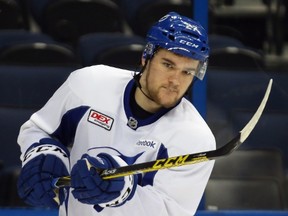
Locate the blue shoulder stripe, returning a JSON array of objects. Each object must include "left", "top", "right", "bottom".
[{"left": 51, "top": 106, "right": 90, "bottom": 147}]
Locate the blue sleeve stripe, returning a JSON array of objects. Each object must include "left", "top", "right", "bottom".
[{"left": 51, "top": 106, "right": 90, "bottom": 147}]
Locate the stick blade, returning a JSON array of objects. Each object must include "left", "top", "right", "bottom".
[
  {"left": 210, "top": 79, "right": 273, "bottom": 158},
  {"left": 239, "top": 79, "right": 273, "bottom": 143}
]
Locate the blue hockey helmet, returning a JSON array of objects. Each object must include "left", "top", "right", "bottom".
[{"left": 143, "top": 12, "right": 209, "bottom": 80}]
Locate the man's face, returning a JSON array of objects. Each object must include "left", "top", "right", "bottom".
[{"left": 140, "top": 49, "right": 199, "bottom": 109}]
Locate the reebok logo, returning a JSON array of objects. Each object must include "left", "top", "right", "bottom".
[
  {"left": 136, "top": 140, "right": 157, "bottom": 148},
  {"left": 88, "top": 110, "right": 114, "bottom": 130}
]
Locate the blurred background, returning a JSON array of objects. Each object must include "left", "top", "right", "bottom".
[{"left": 0, "top": 0, "right": 287, "bottom": 215}]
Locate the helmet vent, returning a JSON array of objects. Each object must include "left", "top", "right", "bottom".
[
  {"left": 168, "top": 34, "right": 175, "bottom": 41},
  {"left": 182, "top": 30, "right": 199, "bottom": 39}
]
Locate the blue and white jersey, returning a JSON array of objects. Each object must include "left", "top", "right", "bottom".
[{"left": 18, "top": 65, "right": 216, "bottom": 216}]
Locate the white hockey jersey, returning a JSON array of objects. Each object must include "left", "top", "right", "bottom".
[{"left": 18, "top": 65, "right": 216, "bottom": 216}]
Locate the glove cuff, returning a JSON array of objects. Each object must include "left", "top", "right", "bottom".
[
  {"left": 98, "top": 154, "right": 137, "bottom": 208},
  {"left": 21, "top": 138, "right": 70, "bottom": 170}
]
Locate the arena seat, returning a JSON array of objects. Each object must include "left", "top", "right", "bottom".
[
  {"left": 77, "top": 33, "right": 146, "bottom": 69},
  {"left": 0, "top": 0, "right": 27, "bottom": 30},
  {"left": 0, "top": 64, "right": 78, "bottom": 206},
  {"left": 0, "top": 30, "right": 80, "bottom": 66},
  {"left": 0, "top": 107, "right": 35, "bottom": 168},
  {"left": 208, "top": 148, "right": 287, "bottom": 210},
  {"left": 0, "top": 42, "right": 79, "bottom": 66},
  {"left": 0, "top": 65, "right": 77, "bottom": 108},
  {"left": 118, "top": 0, "right": 193, "bottom": 37},
  {"left": 0, "top": 65, "right": 77, "bottom": 168},
  {"left": 208, "top": 0, "right": 283, "bottom": 51},
  {"left": 209, "top": 34, "right": 246, "bottom": 50},
  {"left": 231, "top": 110, "right": 288, "bottom": 169},
  {"left": 0, "top": 164, "right": 27, "bottom": 206},
  {"left": 27, "top": 0, "right": 127, "bottom": 45},
  {"left": 0, "top": 30, "right": 54, "bottom": 47},
  {"left": 211, "top": 149, "right": 285, "bottom": 181},
  {"left": 207, "top": 69, "right": 288, "bottom": 112},
  {"left": 209, "top": 46, "right": 265, "bottom": 69},
  {"left": 206, "top": 67, "right": 288, "bottom": 171},
  {"left": 205, "top": 178, "right": 285, "bottom": 210}
]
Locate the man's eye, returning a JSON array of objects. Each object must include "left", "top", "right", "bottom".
[
  {"left": 163, "top": 62, "right": 173, "bottom": 68},
  {"left": 184, "top": 70, "right": 195, "bottom": 75}
]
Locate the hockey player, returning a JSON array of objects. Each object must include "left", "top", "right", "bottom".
[{"left": 17, "top": 12, "right": 215, "bottom": 216}]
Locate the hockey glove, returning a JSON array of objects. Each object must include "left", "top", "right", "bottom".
[
  {"left": 17, "top": 139, "right": 70, "bottom": 208},
  {"left": 71, "top": 153, "right": 137, "bottom": 208}
]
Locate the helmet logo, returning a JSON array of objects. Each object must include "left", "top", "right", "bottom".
[
  {"left": 184, "top": 23, "right": 202, "bottom": 35},
  {"left": 146, "top": 43, "right": 154, "bottom": 55},
  {"left": 179, "top": 39, "right": 199, "bottom": 48},
  {"left": 143, "top": 42, "right": 155, "bottom": 59}
]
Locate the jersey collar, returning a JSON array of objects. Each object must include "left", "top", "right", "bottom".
[{"left": 124, "top": 79, "right": 177, "bottom": 130}]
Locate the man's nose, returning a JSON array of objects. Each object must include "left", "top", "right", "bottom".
[{"left": 168, "top": 70, "right": 182, "bottom": 84}]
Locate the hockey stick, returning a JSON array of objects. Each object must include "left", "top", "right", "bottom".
[{"left": 54, "top": 79, "right": 273, "bottom": 188}]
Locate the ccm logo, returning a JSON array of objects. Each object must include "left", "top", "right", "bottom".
[
  {"left": 88, "top": 110, "right": 114, "bottom": 130},
  {"left": 179, "top": 39, "right": 199, "bottom": 48}
]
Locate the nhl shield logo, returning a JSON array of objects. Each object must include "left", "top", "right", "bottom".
[{"left": 127, "top": 117, "right": 138, "bottom": 129}]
